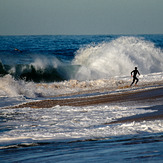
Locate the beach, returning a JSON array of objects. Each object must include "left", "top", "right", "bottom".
[
  {"left": 1, "top": 35, "right": 163, "bottom": 162},
  {"left": 5, "top": 83, "right": 163, "bottom": 125}
]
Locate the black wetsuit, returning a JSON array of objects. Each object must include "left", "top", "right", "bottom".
[{"left": 130, "top": 69, "right": 140, "bottom": 86}]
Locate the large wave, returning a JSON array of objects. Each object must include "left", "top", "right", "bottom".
[
  {"left": 0, "top": 36, "right": 163, "bottom": 83},
  {"left": 73, "top": 36, "right": 163, "bottom": 80},
  {"left": 0, "top": 56, "right": 78, "bottom": 82}
]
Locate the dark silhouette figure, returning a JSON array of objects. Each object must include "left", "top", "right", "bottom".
[{"left": 130, "top": 67, "right": 140, "bottom": 86}]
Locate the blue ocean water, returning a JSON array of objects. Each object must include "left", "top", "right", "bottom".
[
  {"left": 0, "top": 35, "right": 116, "bottom": 82},
  {"left": 1, "top": 133, "right": 163, "bottom": 163},
  {"left": 0, "top": 35, "right": 163, "bottom": 82},
  {"left": 0, "top": 35, "right": 163, "bottom": 162}
]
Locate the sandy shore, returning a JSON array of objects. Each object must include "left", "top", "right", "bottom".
[
  {"left": 9, "top": 87, "right": 163, "bottom": 107},
  {"left": 106, "top": 104, "right": 163, "bottom": 124},
  {"left": 5, "top": 86, "right": 163, "bottom": 123}
]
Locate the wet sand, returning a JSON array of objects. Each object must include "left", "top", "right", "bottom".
[
  {"left": 5, "top": 86, "right": 163, "bottom": 123},
  {"left": 106, "top": 104, "right": 163, "bottom": 125}
]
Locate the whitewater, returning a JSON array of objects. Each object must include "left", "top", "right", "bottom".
[
  {"left": 0, "top": 35, "right": 163, "bottom": 162},
  {"left": 0, "top": 36, "right": 163, "bottom": 99}
]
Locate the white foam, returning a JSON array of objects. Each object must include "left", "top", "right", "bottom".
[
  {"left": 1, "top": 36, "right": 163, "bottom": 108},
  {"left": 73, "top": 36, "right": 163, "bottom": 80},
  {"left": 0, "top": 75, "right": 37, "bottom": 98},
  {"left": 0, "top": 72, "right": 163, "bottom": 102},
  {"left": 30, "top": 55, "right": 61, "bottom": 70},
  {"left": 0, "top": 105, "right": 162, "bottom": 144}
]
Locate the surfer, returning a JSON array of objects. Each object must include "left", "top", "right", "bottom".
[
  {"left": 130, "top": 67, "right": 140, "bottom": 86},
  {"left": 15, "top": 48, "right": 22, "bottom": 53}
]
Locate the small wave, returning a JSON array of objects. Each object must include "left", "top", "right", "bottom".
[
  {"left": 0, "top": 72, "right": 163, "bottom": 99},
  {"left": 0, "top": 74, "right": 123, "bottom": 98}
]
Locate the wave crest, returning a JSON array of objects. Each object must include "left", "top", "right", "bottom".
[{"left": 73, "top": 36, "right": 163, "bottom": 80}]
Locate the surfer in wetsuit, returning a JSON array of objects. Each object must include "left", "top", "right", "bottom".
[
  {"left": 130, "top": 67, "right": 140, "bottom": 86},
  {"left": 15, "top": 48, "right": 22, "bottom": 53}
]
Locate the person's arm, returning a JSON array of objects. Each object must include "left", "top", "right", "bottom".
[
  {"left": 131, "top": 70, "right": 133, "bottom": 76},
  {"left": 138, "top": 70, "right": 140, "bottom": 75}
]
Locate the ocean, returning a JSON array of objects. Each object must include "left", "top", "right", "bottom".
[{"left": 0, "top": 35, "right": 163, "bottom": 162}]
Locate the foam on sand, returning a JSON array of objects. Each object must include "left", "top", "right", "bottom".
[{"left": 1, "top": 104, "right": 163, "bottom": 145}]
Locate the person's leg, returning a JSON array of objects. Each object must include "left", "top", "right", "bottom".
[
  {"left": 135, "top": 77, "right": 139, "bottom": 85},
  {"left": 130, "top": 78, "right": 135, "bottom": 86}
]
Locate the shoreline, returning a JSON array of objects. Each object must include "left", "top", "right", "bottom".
[
  {"left": 3, "top": 85, "right": 163, "bottom": 123},
  {"left": 106, "top": 104, "right": 163, "bottom": 125},
  {"left": 7, "top": 86, "right": 163, "bottom": 108}
]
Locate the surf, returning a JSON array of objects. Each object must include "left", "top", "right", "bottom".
[
  {"left": 0, "top": 56, "right": 79, "bottom": 82},
  {"left": 0, "top": 36, "right": 163, "bottom": 83},
  {"left": 73, "top": 36, "right": 163, "bottom": 80}
]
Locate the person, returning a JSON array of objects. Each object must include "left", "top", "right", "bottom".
[
  {"left": 130, "top": 67, "right": 140, "bottom": 86},
  {"left": 15, "top": 48, "right": 22, "bottom": 53}
]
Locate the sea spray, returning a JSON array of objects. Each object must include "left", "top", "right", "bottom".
[
  {"left": 0, "top": 75, "right": 37, "bottom": 98},
  {"left": 0, "top": 36, "right": 162, "bottom": 82},
  {"left": 73, "top": 36, "right": 163, "bottom": 80},
  {"left": 1, "top": 72, "right": 163, "bottom": 99}
]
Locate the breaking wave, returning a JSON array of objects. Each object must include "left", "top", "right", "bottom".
[
  {"left": 73, "top": 36, "right": 163, "bottom": 80},
  {"left": 0, "top": 36, "right": 163, "bottom": 82},
  {"left": 0, "top": 57, "right": 79, "bottom": 82}
]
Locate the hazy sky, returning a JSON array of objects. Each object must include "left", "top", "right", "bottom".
[{"left": 0, "top": 0, "right": 163, "bottom": 35}]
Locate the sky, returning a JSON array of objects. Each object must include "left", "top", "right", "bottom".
[{"left": 0, "top": 0, "right": 163, "bottom": 35}]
